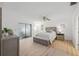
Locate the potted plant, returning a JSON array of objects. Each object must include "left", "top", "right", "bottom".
[
  {"left": 2, "top": 28, "right": 13, "bottom": 37},
  {"left": 8, "top": 29, "right": 13, "bottom": 35},
  {"left": 2, "top": 28, "right": 9, "bottom": 37}
]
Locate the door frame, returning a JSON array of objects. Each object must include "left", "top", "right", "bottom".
[
  {"left": 75, "top": 16, "right": 79, "bottom": 49},
  {"left": 0, "top": 8, "right": 2, "bottom": 56}
]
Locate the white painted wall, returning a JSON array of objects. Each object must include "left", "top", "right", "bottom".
[
  {"left": 72, "top": 4, "right": 79, "bottom": 49},
  {"left": 1, "top": 3, "right": 43, "bottom": 36},
  {"left": 1, "top": 2, "right": 75, "bottom": 40}
]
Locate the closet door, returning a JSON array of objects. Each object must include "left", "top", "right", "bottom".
[
  {"left": 18, "top": 23, "right": 32, "bottom": 38},
  {"left": 18, "top": 24, "right": 25, "bottom": 38},
  {"left": 25, "top": 24, "right": 32, "bottom": 37},
  {"left": 0, "top": 8, "right": 2, "bottom": 56}
]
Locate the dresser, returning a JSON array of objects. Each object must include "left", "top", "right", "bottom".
[
  {"left": 57, "top": 34, "right": 64, "bottom": 40},
  {"left": 1, "top": 35, "right": 19, "bottom": 56}
]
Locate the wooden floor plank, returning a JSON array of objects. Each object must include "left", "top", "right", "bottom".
[{"left": 20, "top": 38, "right": 79, "bottom": 56}]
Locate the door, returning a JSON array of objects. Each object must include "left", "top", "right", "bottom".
[
  {"left": 78, "top": 16, "right": 79, "bottom": 49},
  {"left": 0, "top": 8, "right": 2, "bottom": 56},
  {"left": 18, "top": 23, "right": 32, "bottom": 38},
  {"left": 76, "top": 16, "right": 79, "bottom": 49}
]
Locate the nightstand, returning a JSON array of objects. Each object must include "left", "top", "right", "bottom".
[{"left": 57, "top": 34, "right": 64, "bottom": 40}]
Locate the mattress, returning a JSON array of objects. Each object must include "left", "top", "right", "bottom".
[{"left": 34, "top": 31, "right": 56, "bottom": 44}]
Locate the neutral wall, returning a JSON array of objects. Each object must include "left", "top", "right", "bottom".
[
  {"left": 2, "top": 3, "right": 42, "bottom": 37},
  {"left": 72, "top": 4, "right": 79, "bottom": 49},
  {"left": 1, "top": 2, "right": 75, "bottom": 40}
]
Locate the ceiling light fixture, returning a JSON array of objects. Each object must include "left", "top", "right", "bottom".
[{"left": 43, "top": 16, "right": 51, "bottom": 21}]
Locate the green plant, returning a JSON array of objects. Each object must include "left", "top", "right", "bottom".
[
  {"left": 8, "top": 29, "right": 12, "bottom": 31},
  {"left": 4, "top": 28, "right": 9, "bottom": 33},
  {"left": 2, "top": 28, "right": 13, "bottom": 33}
]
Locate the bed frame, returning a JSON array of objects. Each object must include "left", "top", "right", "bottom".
[
  {"left": 33, "top": 27, "right": 57, "bottom": 46},
  {"left": 33, "top": 37, "right": 50, "bottom": 46}
]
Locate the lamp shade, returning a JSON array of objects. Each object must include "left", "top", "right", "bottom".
[{"left": 57, "top": 24, "right": 65, "bottom": 34}]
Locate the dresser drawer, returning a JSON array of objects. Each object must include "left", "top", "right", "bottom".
[
  {"left": 57, "top": 34, "right": 64, "bottom": 40},
  {"left": 57, "top": 37, "right": 64, "bottom": 39}
]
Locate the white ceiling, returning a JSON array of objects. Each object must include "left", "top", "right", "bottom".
[{"left": 1, "top": 2, "right": 77, "bottom": 20}]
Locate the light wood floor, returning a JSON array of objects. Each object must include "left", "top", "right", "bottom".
[{"left": 19, "top": 37, "right": 79, "bottom": 56}]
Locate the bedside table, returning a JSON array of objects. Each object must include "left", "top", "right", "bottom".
[{"left": 57, "top": 34, "right": 64, "bottom": 40}]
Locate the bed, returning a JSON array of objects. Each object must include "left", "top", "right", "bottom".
[{"left": 33, "top": 27, "right": 57, "bottom": 46}]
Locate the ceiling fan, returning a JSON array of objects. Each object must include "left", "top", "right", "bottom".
[
  {"left": 43, "top": 16, "right": 51, "bottom": 21},
  {"left": 70, "top": 2, "right": 77, "bottom": 6}
]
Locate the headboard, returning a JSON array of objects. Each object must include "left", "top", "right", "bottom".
[{"left": 45, "top": 27, "right": 57, "bottom": 33}]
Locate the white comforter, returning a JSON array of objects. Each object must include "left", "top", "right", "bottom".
[{"left": 34, "top": 31, "right": 56, "bottom": 44}]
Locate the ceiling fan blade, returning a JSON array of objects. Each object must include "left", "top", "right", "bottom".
[
  {"left": 70, "top": 2, "right": 77, "bottom": 6},
  {"left": 47, "top": 18, "right": 51, "bottom": 21}
]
